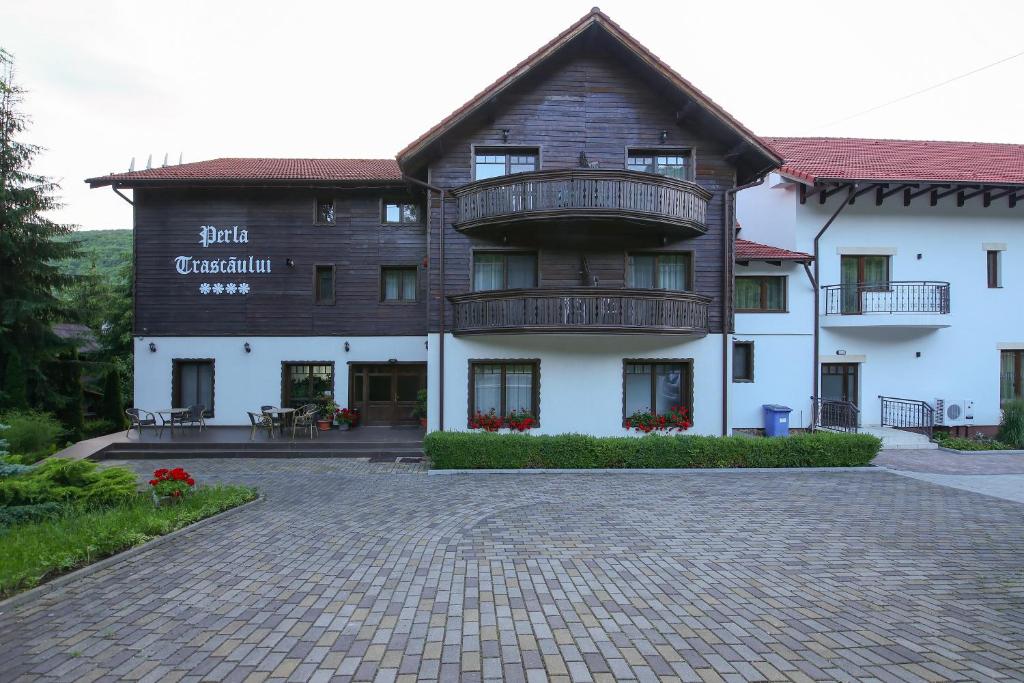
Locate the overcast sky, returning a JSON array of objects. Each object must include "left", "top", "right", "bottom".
[{"left": 4, "top": 0, "right": 1023, "bottom": 231}]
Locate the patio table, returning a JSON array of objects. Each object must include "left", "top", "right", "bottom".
[
  {"left": 154, "top": 408, "right": 188, "bottom": 436},
  {"left": 262, "top": 407, "right": 296, "bottom": 438}
]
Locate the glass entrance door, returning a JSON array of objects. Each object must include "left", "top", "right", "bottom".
[
  {"left": 821, "top": 363, "right": 859, "bottom": 406},
  {"left": 349, "top": 364, "right": 426, "bottom": 426}
]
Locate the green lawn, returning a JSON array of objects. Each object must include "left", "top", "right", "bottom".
[{"left": 0, "top": 485, "right": 257, "bottom": 598}]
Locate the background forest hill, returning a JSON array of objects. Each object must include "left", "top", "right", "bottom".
[{"left": 57, "top": 229, "right": 132, "bottom": 277}]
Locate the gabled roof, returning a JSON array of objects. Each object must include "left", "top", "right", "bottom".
[
  {"left": 767, "top": 137, "right": 1024, "bottom": 187},
  {"left": 397, "top": 8, "right": 780, "bottom": 176},
  {"left": 735, "top": 238, "right": 812, "bottom": 263},
  {"left": 86, "top": 158, "right": 403, "bottom": 188}
]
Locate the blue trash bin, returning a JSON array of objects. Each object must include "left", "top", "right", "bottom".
[{"left": 762, "top": 404, "right": 792, "bottom": 437}]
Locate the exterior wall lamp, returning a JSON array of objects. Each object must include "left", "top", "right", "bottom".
[
  {"left": 285, "top": 258, "right": 295, "bottom": 268},
  {"left": 148, "top": 342, "right": 157, "bottom": 352},
  {"left": 244, "top": 342, "right": 251, "bottom": 353},
  {"left": 660, "top": 130, "right": 668, "bottom": 143},
  {"left": 344, "top": 341, "right": 350, "bottom": 352},
  {"left": 502, "top": 128, "right": 510, "bottom": 142}
]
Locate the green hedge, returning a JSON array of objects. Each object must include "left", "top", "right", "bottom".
[{"left": 425, "top": 431, "right": 882, "bottom": 470}]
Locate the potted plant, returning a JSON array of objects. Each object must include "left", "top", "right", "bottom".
[
  {"left": 411, "top": 389, "right": 428, "bottom": 428},
  {"left": 149, "top": 467, "right": 195, "bottom": 506},
  {"left": 625, "top": 405, "right": 692, "bottom": 433},
  {"left": 334, "top": 407, "right": 358, "bottom": 431},
  {"left": 468, "top": 409, "right": 504, "bottom": 432},
  {"left": 315, "top": 397, "right": 338, "bottom": 431},
  {"left": 507, "top": 409, "right": 536, "bottom": 432}
]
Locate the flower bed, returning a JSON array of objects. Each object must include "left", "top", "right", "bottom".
[{"left": 425, "top": 431, "right": 882, "bottom": 470}]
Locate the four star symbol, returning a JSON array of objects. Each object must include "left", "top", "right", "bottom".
[{"left": 199, "top": 282, "right": 251, "bottom": 295}]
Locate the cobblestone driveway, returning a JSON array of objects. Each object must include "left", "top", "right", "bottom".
[{"left": 2, "top": 459, "right": 1022, "bottom": 682}]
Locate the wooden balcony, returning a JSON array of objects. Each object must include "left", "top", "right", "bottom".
[
  {"left": 451, "top": 169, "right": 711, "bottom": 236},
  {"left": 448, "top": 287, "right": 710, "bottom": 335}
]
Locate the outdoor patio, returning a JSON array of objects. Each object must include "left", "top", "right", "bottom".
[{"left": 54, "top": 425, "right": 425, "bottom": 461}]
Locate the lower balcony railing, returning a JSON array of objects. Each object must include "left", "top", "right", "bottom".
[
  {"left": 822, "top": 281, "right": 950, "bottom": 316},
  {"left": 448, "top": 287, "right": 710, "bottom": 335}
]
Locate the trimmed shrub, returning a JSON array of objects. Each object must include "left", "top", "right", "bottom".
[
  {"left": 82, "top": 419, "right": 118, "bottom": 440},
  {"left": 0, "top": 411, "right": 63, "bottom": 456},
  {"left": 997, "top": 400, "right": 1024, "bottom": 449},
  {"left": 425, "top": 431, "right": 882, "bottom": 470}
]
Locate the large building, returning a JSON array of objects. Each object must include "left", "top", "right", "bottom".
[{"left": 87, "top": 9, "right": 1024, "bottom": 438}]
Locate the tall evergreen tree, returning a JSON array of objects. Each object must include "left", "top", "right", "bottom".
[
  {"left": 101, "top": 366, "right": 126, "bottom": 428},
  {"left": 0, "top": 48, "right": 78, "bottom": 407}
]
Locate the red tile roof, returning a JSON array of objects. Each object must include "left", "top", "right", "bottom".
[
  {"left": 735, "top": 238, "right": 812, "bottom": 263},
  {"left": 397, "top": 8, "right": 779, "bottom": 172},
  {"left": 86, "top": 158, "right": 402, "bottom": 188},
  {"left": 767, "top": 137, "right": 1024, "bottom": 186}
]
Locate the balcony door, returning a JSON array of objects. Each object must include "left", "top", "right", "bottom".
[
  {"left": 840, "top": 255, "right": 889, "bottom": 314},
  {"left": 349, "top": 363, "right": 426, "bottom": 426}
]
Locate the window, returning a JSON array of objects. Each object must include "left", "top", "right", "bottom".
[
  {"left": 623, "top": 360, "right": 691, "bottom": 421},
  {"left": 173, "top": 360, "right": 214, "bottom": 417},
  {"left": 470, "top": 361, "right": 539, "bottom": 420},
  {"left": 283, "top": 362, "right": 333, "bottom": 409},
  {"left": 381, "top": 267, "right": 418, "bottom": 302},
  {"left": 840, "top": 255, "right": 890, "bottom": 289},
  {"left": 988, "top": 250, "right": 1001, "bottom": 288},
  {"left": 1001, "top": 351, "right": 1023, "bottom": 405},
  {"left": 735, "top": 276, "right": 786, "bottom": 312},
  {"left": 473, "top": 252, "right": 537, "bottom": 291},
  {"left": 627, "top": 149, "right": 691, "bottom": 180},
  {"left": 733, "top": 342, "right": 754, "bottom": 382},
  {"left": 474, "top": 148, "right": 539, "bottom": 180},
  {"left": 627, "top": 253, "right": 691, "bottom": 290},
  {"left": 314, "top": 265, "right": 335, "bottom": 304},
  {"left": 383, "top": 202, "right": 421, "bottom": 225},
  {"left": 315, "top": 198, "right": 335, "bottom": 225}
]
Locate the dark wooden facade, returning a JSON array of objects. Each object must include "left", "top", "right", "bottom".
[
  {"left": 416, "top": 45, "right": 745, "bottom": 336},
  {"left": 133, "top": 188, "right": 427, "bottom": 336}
]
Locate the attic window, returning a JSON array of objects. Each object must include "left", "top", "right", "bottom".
[
  {"left": 474, "top": 148, "right": 539, "bottom": 180},
  {"left": 627, "top": 149, "right": 691, "bottom": 181}
]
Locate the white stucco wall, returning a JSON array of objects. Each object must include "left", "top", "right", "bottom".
[
  {"left": 732, "top": 261, "right": 815, "bottom": 429},
  {"left": 428, "top": 333, "right": 726, "bottom": 436},
  {"left": 737, "top": 179, "right": 1024, "bottom": 427},
  {"left": 134, "top": 336, "right": 427, "bottom": 425}
]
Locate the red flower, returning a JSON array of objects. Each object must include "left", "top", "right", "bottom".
[{"left": 186, "top": 478, "right": 195, "bottom": 486}]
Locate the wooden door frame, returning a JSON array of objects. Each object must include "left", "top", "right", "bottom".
[{"left": 348, "top": 362, "right": 427, "bottom": 426}]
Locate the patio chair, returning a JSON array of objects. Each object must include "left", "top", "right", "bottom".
[
  {"left": 247, "top": 411, "right": 275, "bottom": 440},
  {"left": 291, "top": 406, "right": 319, "bottom": 440},
  {"left": 125, "top": 408, "right": 160, "bottom": 437},
  {"left": 261, "top": 405, "right": 283, "bottom": 434},
  {"left": 178, "top": 404, "right": 207, "bottom": 430}
]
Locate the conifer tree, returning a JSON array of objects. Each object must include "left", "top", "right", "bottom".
[{"left": 0, "top": 48, "right": 78, "bottom": 407}]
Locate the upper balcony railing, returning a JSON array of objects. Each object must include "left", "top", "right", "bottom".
[
  {"left": 450, "top": 168, "right": 712, "bottom": 236},
  {"left": 822, "top": 281, "right": 950, "bottom": 315},
  {"left": 448, "top": 287, "right": 710, "bottom": 336}
]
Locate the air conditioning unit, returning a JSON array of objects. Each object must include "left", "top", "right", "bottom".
[{"left": 934, "top": 399, "right": 975, "bottom": 427}]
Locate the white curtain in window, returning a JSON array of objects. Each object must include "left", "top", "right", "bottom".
[
  {"left": 627, "top": 255, "right": 655, "bottom": 288},
  {"left": 401, "top": 269, "right": 417, "bottom": 300},
  {"left": 384, "top": 270, "right": 400, "bottom": 300},
  {"left": 473, "top": 254, "right": 504, "bottom": 291},
  {"left": 473, "top": 365, "right": 501, "bottom": 414},
  {"left": 658, "top": 255, "right": 687, "bottom": 290},
  {"left": 624, "top": 364, "right": 651, "bottom": 415},
  {"left": 505, "top": 365, "right": 533, "bottom": 414}
]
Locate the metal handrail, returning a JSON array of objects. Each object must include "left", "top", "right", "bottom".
[
  {"left": 813, "top": 396, "right": 860, "bottom": 433},
  {"left": 821, "top": 281, "right": 950, "bottom": 316},
  {"left": 879, "top": 395, "right": 934, "bottom": 440}
]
